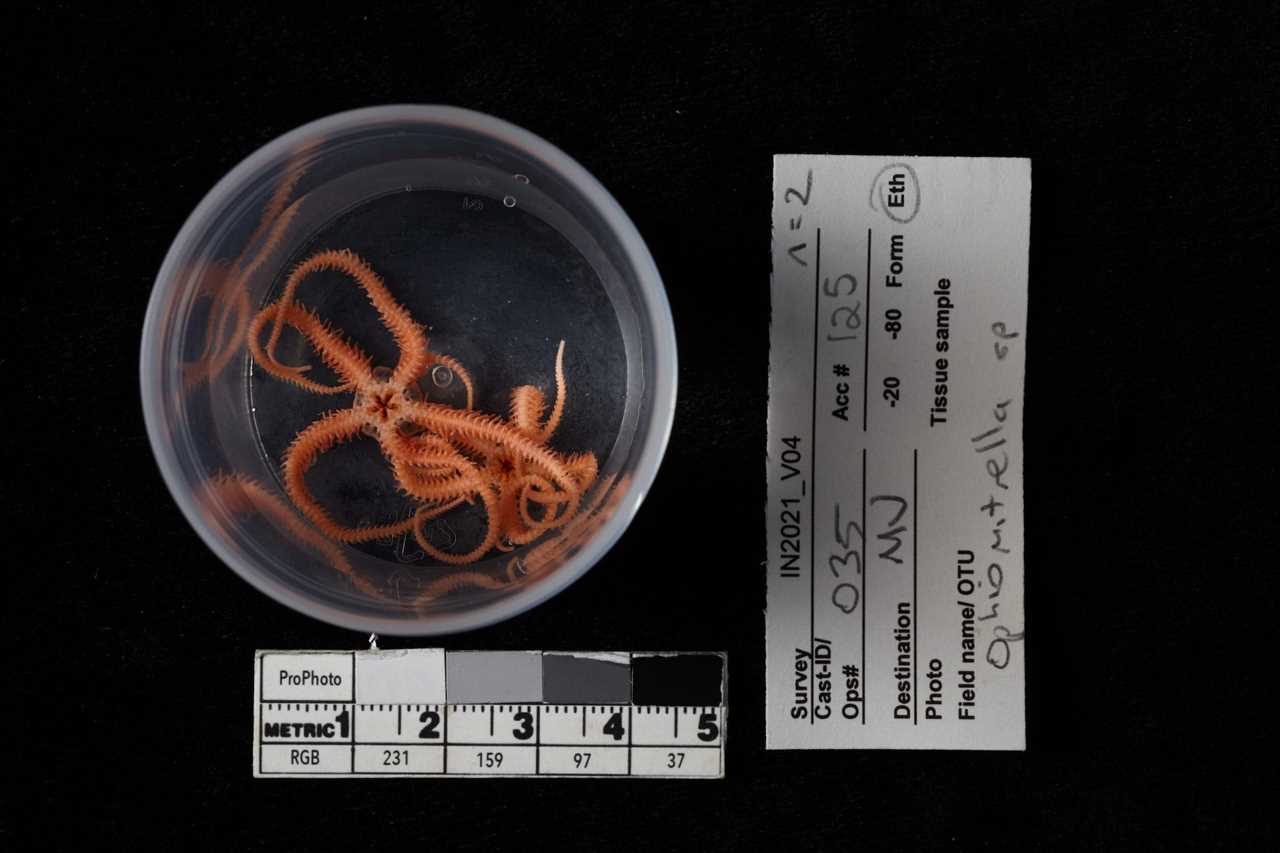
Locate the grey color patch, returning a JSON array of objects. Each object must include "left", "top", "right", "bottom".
[
  {"left": 542, "top": 653, "right": 631, "bottom": 703},
  {"left": 446, "top": 651, "right": 543, "bottom": 702}
]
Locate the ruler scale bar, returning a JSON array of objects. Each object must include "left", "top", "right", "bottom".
[{"left": 253, "top": 650, "right": 725, "bottom": 778}]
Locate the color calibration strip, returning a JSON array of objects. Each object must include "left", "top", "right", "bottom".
[{"left": 253, "top": 650, "right": 726, "bottom": 779}]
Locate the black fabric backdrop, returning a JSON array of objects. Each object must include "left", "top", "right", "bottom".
[{"left": 9, "top": 2, "right": 1278, "bottom": 849}]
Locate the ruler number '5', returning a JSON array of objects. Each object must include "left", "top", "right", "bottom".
[{"left": 697, "top": 712, "right": 719, "bottom": 742}]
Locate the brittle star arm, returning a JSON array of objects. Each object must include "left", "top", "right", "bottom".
[
  {"left": 264, "top": 249, "right": 430, "bottom": 387},
  {"left": 539, "top": 340, "right": 568, "bottom": 441},
  {"left": 201, "top": 472, "right": 381, "bottom": 597},
  {"left": 186, "top": 281, "right": 250, "bottom": 392},
  {"left": 186, "top": 159, "right": 309, "bottom": 391},
  {"left": 249, "top": 301, "right": 375, "bottom": 393},
  {"left": 508, "top": 473, "right": 622, "bottom": 582},
  {"left": 412, "top": 570, "right": 510, "bottom": 608},
  {"left": 282, "top": 408, "right": 416, "bottom": 543},
  {"left": 411, "top": 480, "right": 501, "bottom": 565},
  {"left": 401, "top": 400, "right": 583, "bottom": 517}
]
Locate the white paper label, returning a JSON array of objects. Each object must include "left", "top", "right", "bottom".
[{"left": 767, "top": 155, "right": 1029, "bottom": 750}]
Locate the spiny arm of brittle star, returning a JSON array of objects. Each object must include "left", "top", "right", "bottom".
[
  {"left": 209, "top": 161, "right": 306, "bottom": 362},
  {"left": 204, "top": 291, "right": 248, "bottom": 386},
  {"left": 413, "top": 570, "right": 510, "bottom": 607},
  {"left": 509, "top": 474, "right": 622, "bottom": 581},
  {"left": 495, "top": 452, "right": 596, "bottom": 520},
  {"left": 412, "top": 484, "right": 501, "bottom": 565},
  {"left": 187, "top": 157, "right": 310, "bottom": 391},
  {"left": 385, "top": 437, "right": 491, "bottom": 507},
  {"left": 503, "top": 472, "right": 578, "bottom": 521},
  {"left": 401, "top": 466, "right": 469, "bottom": 495},
  {"left": 282, "top": 408, "right": 415, "bottom": 543},
  {"left": 390, "top": 431, "right": 471, "bottom": 461},
  {"left": 401, "top": 400, "right": 581, "bottom": 501},
  {"left": 202, "top": 472, "right": 380, "bottom": 597},
  {"left": 389, "top": 444, "right": 487, "bottom": 507},
  {"left": 193, "top": 261, "right": 232, "bottom": 362},
  {"left": 395, "top": 463, "right": 484, "bottom": 504},
  {"left": 395, "top": 416, "right": 591, "bottom": 543},
  {"left": 537, "top": 339, "right": 568, "bottom": 442},
  {"left": 511, "top": 492, "right": 578, "bottom": 543},
  {"left": 509, "top": 385, "right": 546, "bottom": 438},
  {"left": 381, "top": 427, "right": 486, "bottom": 502},
  {"left": 487, "top": 472, "right": 580, "bottom": 553},
  {"left": 445, "top": 432, "right": 506, "bottom": 469},
  {"left": 249, "top": 301, "right": 373, "bottom": 393},
  {"left": 386, "top": 433, "right": 478, "bottom": 487},
  {"left": 493, "top": 480, "right": 521, "bottom": 551},
  {"left": 210, "top": 280, "right": 248, "bottom": 361},
  {"left": 564, "top": 451, "right": 599, "bottom": 489},
  {"left": 399, "top": 495, "right": 472, "bottom": 556},
  {"left": 236, "top": 198, "right": 300, "bottom": 286},
  {"left": 266, "top": 249, "right": 430, "bottom": 387},
  {"left": 235, "top": 151, "right": 309, "bottom": 272},
  {"left": 416, "top": 495, "right": 469, "bottom": 520},
  {"left": 492, "top": 475, "right": 564, "bottom": 542},
  {"left": 512, "top": 505, "right": 611, "bottom": 579},
  {"left": 213, "top": 193, "right": 304, "bottom": 369},
  {"left": 186, "top": 207, "right": 298, "bottom": 391},
  {"left": 186, "top": 284, "right": 251, "bottom": 392}
]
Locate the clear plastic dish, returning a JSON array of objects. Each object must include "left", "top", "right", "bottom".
[{"left": 141, "top": 105, "right": 675, "bottom": 635}]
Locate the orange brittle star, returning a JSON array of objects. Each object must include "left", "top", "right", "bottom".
[{"left": 247, "top": 248, "right": 598, "bottom": 567}]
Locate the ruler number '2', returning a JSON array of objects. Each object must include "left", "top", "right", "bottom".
[{"left": 418, "top": 709, "right": 441, "bottom": 739}]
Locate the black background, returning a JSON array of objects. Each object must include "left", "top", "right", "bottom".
[{"left": 9, "top": 2, "right": 1278, "bottom": 849}]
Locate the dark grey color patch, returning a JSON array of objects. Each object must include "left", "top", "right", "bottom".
[{"left": 542, "top": 653, "right": 631, "bottom": 703}]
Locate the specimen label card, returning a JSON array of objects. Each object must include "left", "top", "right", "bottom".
[{"left": 766, "top": 156, "right": 1029, "bottom": 750}]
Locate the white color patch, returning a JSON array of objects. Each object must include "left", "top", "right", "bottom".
[
  {"left": 354, "top": 648, "right": 445, "bottom": 704},
  {"left": 767, "top": 155, "right": 1029, "bottom": 750}
]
